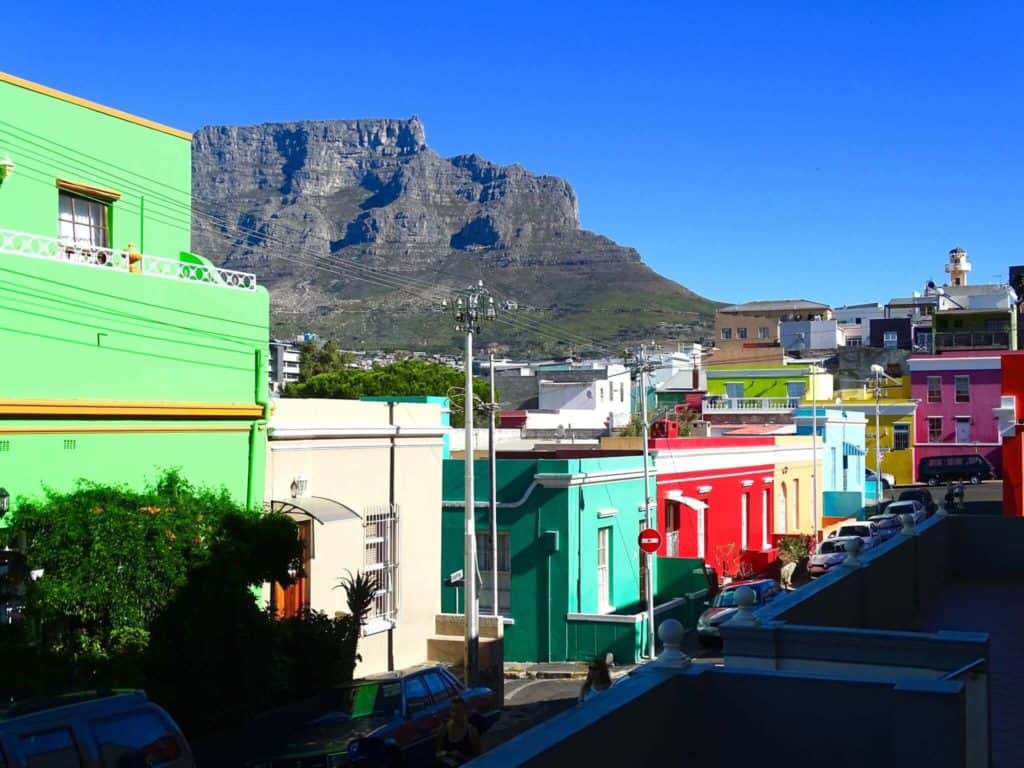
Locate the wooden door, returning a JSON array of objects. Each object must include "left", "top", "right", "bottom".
[{"left": 273, "top": 519, "right": 311, "bottom": 618}]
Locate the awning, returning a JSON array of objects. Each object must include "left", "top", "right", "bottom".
[
  {"left": 664, "top": 491, "right": 709, "bottom": 512},
  {"left": 270, "top": 496, "right": 361, "bottom": 525},
  {"left": 842, "top": 441, "right": 866, "bottom": 457}
]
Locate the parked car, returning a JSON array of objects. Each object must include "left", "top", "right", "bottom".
[
  {"left": 0, "top": 690, "right": 195, "bottom": 767},
  {"left": 897, "top": 488, "right": 937, "bottom": 515},
  {"left": 883, "top": 499, "right": 926, "bottom": 525},
  {"left": 696, "top": 578, "right": 781, "bottom": 646},
  {"left": 865, "top": 468, "right": 896, "bottom": 489},
  {"left": 867, "top": 513, "right": 903, "bottom": 542},
  {"left": 918, "top": 454, "right": 996, "bottom": 486},
  {"left": 808, "top": 536, "right": 860, "bottom": 577},
  {"left": 828, "top": 521, "right": 881, "bottom": 550},
  {"left": 247, "top": 665, "right": 500, "bottom": 768}
]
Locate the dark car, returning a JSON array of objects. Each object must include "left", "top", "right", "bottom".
[
  {"left": 918, "top": 454, "right": 996, "bottom": 486},
  {"left": 0, "top": 690, "right": 195, "bottom": 767},
  {"left": 897, "top": 488, "right": 937, "bottom": 515},
  {"left": 247, "top": 666, "right": 499, "bottom": 768},
  {"left": 696, "top": 578, "right": 780, "bottom": 646}
]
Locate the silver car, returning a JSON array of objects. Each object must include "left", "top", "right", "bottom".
[
  {"left": 867, "top": 513, "right": 902, "bottom": 542},
  {"left": 884, "top": 499, "right": 927, "bottom": 525},
  {"left": 808, "top": 536, "right": 859, "bottom": 577}
]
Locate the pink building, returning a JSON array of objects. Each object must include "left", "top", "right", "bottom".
[{"left": 909, "top": 352, "right": 1004, "bottom": 479}]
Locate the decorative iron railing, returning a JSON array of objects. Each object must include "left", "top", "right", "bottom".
[{"left": 0, "top": 227, "right": 257, "bottom": 290}]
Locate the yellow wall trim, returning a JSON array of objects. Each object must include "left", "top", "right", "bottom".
[
  {"left": 56, "top": 178, "right": 122, "bottom": 201},
  {"left": 0, "top": 71, "right": 192, "bottom": 141},
  {"left": 0, "top": 425, "right": 250, "bottom": 435},
  {"left": 0, "top": 399, "right": 264, "bottom": 418}
]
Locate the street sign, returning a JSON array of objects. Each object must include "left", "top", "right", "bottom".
[{"left": 638, "top": 528, "right": 662, "bottom": 554}]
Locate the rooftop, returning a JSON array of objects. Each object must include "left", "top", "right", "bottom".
[{"left": 718, "top": 299, "right": 831, "bottom": 314}]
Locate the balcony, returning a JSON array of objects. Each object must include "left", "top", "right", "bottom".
[
  {"left": 702, "top": 396, "right": 800, "bottom": 414},
  {"left": 0, "top": 227, "right": 257, "bottom": 290},
  {"left": 934, "top": 330, "right": 1010, "bottom": 351}
]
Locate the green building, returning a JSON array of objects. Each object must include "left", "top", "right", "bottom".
[
  {"left": 0, "top": 72, "right": 269, "bottom": 512},
  {"left": 441, "top": 453, "right": 708, "bottom": 664},
  {"left": 705, "top": 363, "right": 833, "bottom": 402}
]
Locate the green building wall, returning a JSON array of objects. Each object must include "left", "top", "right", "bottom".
[
  {"left": 0, "top": 74, "right": 269, "bottom": 512},
  {"left": 441, "top": 455, "right": 658, "bottom": 663}
]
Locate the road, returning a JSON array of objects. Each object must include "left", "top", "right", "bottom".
[{"left": 885, "top": 480, "right": 1003, "bottom": 515}]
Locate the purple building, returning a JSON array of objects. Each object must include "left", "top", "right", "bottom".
[{"left": 910, "top": 352, "right": 1003, "bottom": 480}]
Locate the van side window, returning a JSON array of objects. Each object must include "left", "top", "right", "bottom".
[
  {"left": 20, "top": 728, "right": 82, "bottom": 768},
  {"left": 91, "top": 710, "right": 181, "bottom": 767}
]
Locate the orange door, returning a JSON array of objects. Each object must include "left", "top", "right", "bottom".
[{"left": 274, "top": 520, "right": 311, "bottom": 618}]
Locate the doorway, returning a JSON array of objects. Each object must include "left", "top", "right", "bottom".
[{"left": 273, "top": 519, "right": 311, "bottom": 618}]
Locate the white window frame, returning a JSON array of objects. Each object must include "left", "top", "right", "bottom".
[
  {"left": 721, "top": 327, "right": 733, "bottom": 340},
  {"left": 760, "top": 489, "right": 769, "bottom": 550},
  {"left": 955, "top": 375, "right": 970, "bottom": 404},
  {"left": 476, "top": 531, "right": 511, "bottom": 615},
  {"left": 928, "top": 416, "right": 943, "bottom": 443},
  {"left": 883, "top": 330, "right": 898, "bottom": 349},
  {"left": 737, "top": 327, "right": 748, "bottom": 339},
  {"left": 740, "top": 493, "right": 749, "bottom": 551},
  {"left": 927, "top": 376, "right": 942, "bottom": 403},
  {"left": 893, "top": 423, "right": 910, "bottom": 450},
  {"left": 364, "top": 503, "right": 398, "bottom": 633},
  {"left": 597, "top": 527, "right": 612, "bottom": 613},
  {"left": 955, "top": 416, "right": 971, "bottom": 444}
]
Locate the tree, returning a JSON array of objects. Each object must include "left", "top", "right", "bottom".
[
  {"left": 298, "top": 339, "right": 352, "bottom": 382},
  {"left": 284, "top": 359, "right": 493, "bottom": 428}
]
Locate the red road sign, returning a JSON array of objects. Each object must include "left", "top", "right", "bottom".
[{"left": 638, "top": 528, "right": 661, "bottom": 554}]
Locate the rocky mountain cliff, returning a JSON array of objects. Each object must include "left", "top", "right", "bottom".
[{"left": 192, "top": 117, "right": 716, "bottom": 354}]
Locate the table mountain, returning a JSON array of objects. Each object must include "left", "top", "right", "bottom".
[{"left": 192, "top": 117, "right": 716, "bottom": 354}]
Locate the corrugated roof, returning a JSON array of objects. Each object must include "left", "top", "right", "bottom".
[{"left": 719, "top": 299, "right": 831, "bottom": 313}]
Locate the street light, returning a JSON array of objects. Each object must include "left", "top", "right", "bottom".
[{"left": 869, "top": 364, "right": 889, "bottom": 503}]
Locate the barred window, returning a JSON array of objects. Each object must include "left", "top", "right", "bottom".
[
  {"left": 476, "top": 531, "right": 511, "bottom": 614},
  {"left": 893, "top": 423, "right": 910, "bottom": 451},
  {"left": 364, "top": 504, "right": 398, "bottom": 628}
]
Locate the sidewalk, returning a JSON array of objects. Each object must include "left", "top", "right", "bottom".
[{"left": 504, "top": 661, "right": 639, "bottom": 680}]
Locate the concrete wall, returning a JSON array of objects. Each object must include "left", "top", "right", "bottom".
[{"left": 472, "top": 664, "right": 968, "bottom": 768}]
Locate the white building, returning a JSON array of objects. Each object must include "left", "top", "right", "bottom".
[
  {"left": 536, "top": 363, "right": 632, "bottom": 429},
  {"left": 833, "top": 303, "right": 886, "bottom": 347},
  {"left": 269, "top": 339, "right": 301, "bottom": 393}
]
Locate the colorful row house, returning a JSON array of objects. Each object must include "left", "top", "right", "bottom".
[
  {"left": 909, "top": 352, "right": 1004, "bottom": 480},
  {"left": 0, "top": 71, "right": 269, "bottom": 513}
]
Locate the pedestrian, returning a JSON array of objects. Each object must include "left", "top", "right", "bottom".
[
  {"left": 578, "top": 655, "right": 613, "bottom": 702},
  {"left": 955, "top": 480, "right": 966, "bottom": 509},
  {"left": 435, "top": 697, "right": 480, "bottom": 767}
]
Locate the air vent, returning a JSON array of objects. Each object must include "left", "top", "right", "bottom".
[
  {"left": 63, "top": 439, "right": 77, "bottom": 451},
  {"left": 0, "top": 441, "right": 9, "bottom": 452}
]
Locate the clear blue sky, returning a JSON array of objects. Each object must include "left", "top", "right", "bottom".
[{"left": 6, "top": 1, "right": 1023, "bottom": 305}]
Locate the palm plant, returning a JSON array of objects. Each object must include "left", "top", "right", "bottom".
[{"left": 334, "top": 570, "right": 377, "bottom": 627}]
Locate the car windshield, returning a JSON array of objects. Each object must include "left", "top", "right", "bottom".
[
  {"left": 714, "top": 587, "right": 761, "bottom": 608},
  {"left": 873, "top": 517, "right": 898, "bottom": 527},
  {"left": 818, "top": 541, "right": 842, "bottom": 554},
  {"left": 320, "top": 682, "right": 403, "bottom": 721},
  {"left": 842, "top": 526, "right": 869, "bottom": 537}
]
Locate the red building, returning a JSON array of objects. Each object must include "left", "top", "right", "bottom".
[
  {"left": 1000, "top": 353, "right": 1024, "bottom": 517},
  {"left": 652, "top": 437, "right": 790, "bottom": 579}
]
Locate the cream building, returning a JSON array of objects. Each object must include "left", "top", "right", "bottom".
[{"left": 265, "top": 398, "right": 446, "bottom": 675}]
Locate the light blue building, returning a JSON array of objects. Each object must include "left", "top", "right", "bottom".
[{"left": 795, "top": 407, "right": 868, "bottom": 519}]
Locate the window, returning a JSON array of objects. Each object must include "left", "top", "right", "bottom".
[
  {"left": 740, "top": 493, "right": 749, "bottom": 550},
  {"left": 404, "top": 676, "right": 431, "bottom": 715},
  {"left": 58, "top": 190, "right": 110, "bottom": 248},
  {"left": 725, "top": 382, "right": 745, "bottom": 399},
  {"left": 893, "top": 423, "right": 910, "bottom": 451},
  {"left": 619, "top": 383, "right": 625, "bottom": 402},
  {"left": 855, "top": 317, "right": 862, "bottom": 324},
  {"left": 20, "top": 729, "right": 81, "bottom": 768},
  {"left": 928, "top": 417, "right": 943, "bottom": 443},
  {"left": 847, "top": 336, "right": 863, "bottom": 347},
  {"left": 477, "top": 531, "right": 511, "bottom": 614},
  {"left": 665, "top": 502, "right": 680, "bottom": 557},
  {"left": 364, "top": 504, "right": 398, "bottom": 627},
  {"left": 927, "top": 376, "right": 942, "bottom": 403},
  {"left": 597, "top": 527, "right": 611, "bottom": 612},
  {"left": 758, "top": 326, "right": 770, "bottom": 339},
  {"left": 883, "top": 331, "right": 898, "bottom": 349},
  {"left": 737, "top": 327, "right": 748, "bottom": 339},
  {"left": 423, "top": 671, "right": 455, "bottom": 703},
  {"left": 721, "top": 327, "right": 732, "bottom": 340},
  {"left": 598, "top": 386, "right": 605, "bottom": 402},
  {"left": 92, "top": 711, "right": 180, "bottom": 767},
  {"left": 955, "top": 375, "right": 970, "bottom": 403}
]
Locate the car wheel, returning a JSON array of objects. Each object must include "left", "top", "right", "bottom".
[
  {"left": 970, "top": 475, "right": 981, "bottom": 485},
  {"left": 927, "top": 477, "right": 938, "bottom": 486}
]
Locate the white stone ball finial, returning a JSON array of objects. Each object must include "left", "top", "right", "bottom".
[
  {"left": 900, "top": 513, "right": 917, "bottom": 536},
  {"left": 728, "top": 586, "right": 761, "bottom": 626},
  {"left": 654, "top": 618, "right": 691, "bottom": 667},
  {"left": 843, "top": 537, "right": 864, "bottom": 568}
]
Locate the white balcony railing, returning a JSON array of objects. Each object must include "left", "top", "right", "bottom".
[
  {"left": 703, "top": 396, "right": 801, "bottom": 413},
  {"left": 0, "top": 227, "right": 257, "bottom": 290}
]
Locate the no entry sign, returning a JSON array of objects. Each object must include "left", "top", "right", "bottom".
[{"left": 638, "top": 528, "right": 662, "bottom": 554}]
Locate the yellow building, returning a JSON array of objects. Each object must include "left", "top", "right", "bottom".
[
  {"left": 833, "top": 381, "right": 918, "bottom": 487},
  {"left": 771, "top": 436, "right": 822, "bottom": 537}
]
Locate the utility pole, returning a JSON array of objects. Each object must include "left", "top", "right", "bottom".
[
  {"left": 811, "top": 366, "right": 818, "bottom": 542},
  {"left": 488, "top": 353, "right": 499, "bottom": 617},
  {"left": 632, "top": 344, "right": 657, "bottom": 659},
  {"left": 871, "top": 364, "right": 885, "bottom": 504},
  {"left": 443, "top": 281, "right": 496, "bottom": 686}
]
